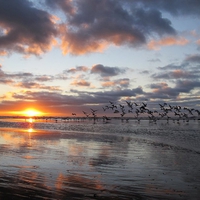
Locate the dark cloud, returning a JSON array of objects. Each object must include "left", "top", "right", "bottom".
[
  {"left": 0, "top": 79, "right": 13, "bottom": 84},
  {"left": 157, "top": 63, "right": 187, "bottom": 70},
  {"left": 46, "top": 0, "right": 200, "bottom": 55},
  {"left": 0, "top": 67, "right": 58, "bottom": 90},
  {"left": 151, "top": 72, "right": 170, "bottom": 80},
  {"left": 147, "top": 82, "right": 179, "bottom": 98},
  {"left": 56, "top": 0, "right": 177, "bottom": 54},
  {"left": 149, "top": 82, "right": 168, "bottom": 89},
  {"left": 71, "top": 87, "right": 145, "bottom": 102},
  {"left": 101, "top": 78, "right": 130, "bottom": 88},
  {"left": 1, "top": 0, "right": 198, "bottom": 56},
  {"left": 152, "top": 69, "right": 200, "bottom": 80},
  {"left": 184, "top": 54, "right": 200, "bottom": 63},
  {"left": 148, "top": 59, "right": 161, "bottom": 62},
  {"left": 91, "top": 64, "right": 125, "bottom": 77},
  {"left": 44, "top": 0, "right": 74, "bottom": 14},
  {"left": 71, "top": 79, "right": 91, "bottom": 87},
  {"left": 9, "top": 88, "right": 146, "bottom": 105},
  {"left": 140, "top": 70, "right": 150, "bottom": 74},
  {"left": 2, "top": 78, "right": 199, "bottom": 115},
  {"left": 0, "top": 67, "right": 5, "bottom": 77},
  {"left": 147, "top": 79, "right": 200, "bottom": 101},
  {"left": 0, "top": 0, "right": 57, "bottom": 56},
  {"left": 175, "top": 80, "right": 200, "bottom": 93},
  {"left": 14, "top": 81, "right": 61, "bottom": 91},
  {"left": 136, "top": 0, "right": 200, "bottom": 16},
  {"left": 132, "top": 8, "right": 175, "bottom": 36},
  {"left": 65, "top": 66, "right": 89, "bottom": 73},
  {"left": 12, "top": 85, "right": 193, "bottom": 115},
  {"left": 35, "top": 75, "right": 54, "bottom": 82}
]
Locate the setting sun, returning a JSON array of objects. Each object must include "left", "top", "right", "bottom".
[{"left": 22, "top": 109, "right": 43, "bottom": 117}]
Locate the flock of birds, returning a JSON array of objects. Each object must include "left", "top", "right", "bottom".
[
  {"left": 15, "top": 100, "right": 199, "bottom": 124},
  {"left": 80, "top": 101, "right": 200, "bottom": 123}
]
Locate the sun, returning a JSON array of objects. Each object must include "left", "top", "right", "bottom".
[{"left": 22, "top": 109, "right": 43, "bottom": 117}]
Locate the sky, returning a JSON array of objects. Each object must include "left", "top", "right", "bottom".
[{"left": 0, "top": 0, "right": 200, "bottom": 117}]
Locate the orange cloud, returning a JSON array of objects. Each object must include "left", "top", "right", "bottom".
[
  {"left": 59, "top": 25, "right": 108, "bottom": 55},
  {"left": 67, "top": 66, "right": 89, "bottom": 73},
  {"left": 148, "top": 37, "right": 189, "bottom": 50},
  {"left": 101, "top": 78, "right": 129, "bottom": 88},
  {"left": 172, "top": 70, "right": 187, "bottom": 78},
  {"left": 0, "top": 50, "right": 8, "bottom": 56},
  {"left": 71, "top": 79, "right": 90, "bottom": 87},
  {"left": 106, "top": 33, "right": 134, "bottom": 46},
  {"left": 152, "top": 82, "right": 169, "bottom": 93},
  {"left": 101, "top": 81, "right": 115, "bottom": 87},
  {"left": 50, "top": 14, "right": 61, "bottom": 24},
  {"left": 196, "top": 39, "right": 200, "bottom": 45},
  {"left": 23, "top": 38, "right": 57, "bottom": 57}
]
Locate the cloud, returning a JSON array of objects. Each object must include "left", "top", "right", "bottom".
[
  {"left": 140, "top": 70, "right": 150, "bottom": 75},
  {"left": 71, "top": 79, "right": 91, "bottom": 87},
  {"left": 0, "top": 50, "right": 8, "bottom": 56},
  {"left": 175, "top": 80, "right": 200, "bottom": 93},
  {"left": 0, "top": 0, "right": 177, "bottom": 56},
  {"left": 147, "top": 80, "right": 200, "bottom": 100},
  {"left": 10, "top": 86, "right": 145, "bottom": 107},
  {"left": 35, "top": 75, "right": 54, "bottom": 82},
  {"left": 132, "top": 8, "right": 176, "bottom": 36},
  {"left": 101, "top": 78, "right": 130, "bottom": 88},
  {"left": 0, "top": 0, "right": 57, "bottom": 56},
  {"left": 56, "top": 0, "right": 177, "bottom": 54},
  {"left": 1, "top": 0, "right": 198, "bottom": 56},
  {"left": 91, "top": 64, "right": 125, "bottom": 77},
  {"left": 152, "top": 69, "right": 199, "bottom": 80},
  {"left": 157, "top": 63, "right": 187, "bottom": 70},
  {"left": 65, "top": 66, "right": 89, "bottom": 73},
  {"left": 44, "top": 0, "right": 75, "bottom": 15},
  {"left": 0, "top": 79, "right": 14, "bottom": 84},
  {"left": 196, "top": 39, "right": 200, "bottom": 44},
  {"left": 185, "top": 54, "right": 200, "bottom": 63},
  {"left": 148, "top": 59, "right": 161, "bottom": 63},
  {"left": 137, "top": 0, "right": 200, "bottom": 16},
  {"left": 149, "top": 82, "right": 168, "bottom": 90},
  {"left": 0, "top": 67, "right": 60, "bottom": 90},
  {"left": 148, "top": 82, "right": 179, "bottom": 98},
  {"left": 14, "top": 81, "right": 61, "bottom": 91},
  {"left": 197, "top": 40, "right": 200, "bottom": 50},
  {"left": 148, "top": 37, "right": 189, "bottom": 50}
]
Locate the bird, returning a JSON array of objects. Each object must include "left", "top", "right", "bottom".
[
  {"left": 125, "top": 101, "right": 133, "bottom": 109},
  {"left": 133, "top": 102, "right": 139, "bottom": 107},
  {"left": 90, "top": 108, "right": 98, "bottom": 113},
  {"left": 103, "top": 115, "right": 111, "bottom": 122},
  {"left": 113, "top": 109, "right": 119, "bottom": 113},
  {"left": 82, "top": 111, "right": 90, "bottom": 117}
]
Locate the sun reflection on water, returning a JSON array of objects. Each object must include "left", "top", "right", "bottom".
[
  {"left": 28, "top": 118, "right": 34, "bottom": 123},
  {"left": 28, "top": 128, "right": 33, "bottom": 133}
]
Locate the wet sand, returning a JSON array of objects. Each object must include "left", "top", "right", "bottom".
[{"left": 0, "top": 121, "right": 200, "bottom": 199}]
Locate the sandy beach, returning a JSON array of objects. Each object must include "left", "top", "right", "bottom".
[{"left": 0, "top": 119, "right": 200, "bottom": 199}]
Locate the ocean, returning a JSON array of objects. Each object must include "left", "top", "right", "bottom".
[{"left": 0, "top": 118, "right": 200, "bottom": 199}]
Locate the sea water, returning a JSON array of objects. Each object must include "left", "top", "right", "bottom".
[{"left": 0, "top": 118, "right": 200, "bottom": 199}]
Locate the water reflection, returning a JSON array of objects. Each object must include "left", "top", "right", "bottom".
[
  {"left": 28, "top": 117, "right": 34, "bottom": 123},
  {"left": 0, "top": 124, "right": 200, "bottom": 199},
  {"left": 28, "top": 128, "right": 33, "bottom": 133}
]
